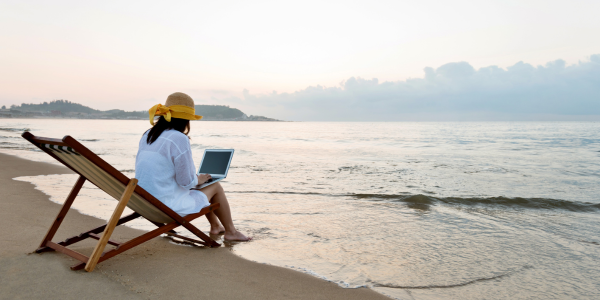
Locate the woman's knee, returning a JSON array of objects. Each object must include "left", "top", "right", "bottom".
[
  {"left": 202, "top": 182, "right": 224, "bottom": 200},
  {"left": 214, "top": 182, "right": 224, "bottom": 192}
]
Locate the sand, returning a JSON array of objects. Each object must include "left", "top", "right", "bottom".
[{"left": 0, "top": 153, "right": 389, "bottom": 300}]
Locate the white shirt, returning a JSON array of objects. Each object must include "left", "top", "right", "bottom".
[{"left": 135, "top": 129, "right": 209, "bottom": 216}]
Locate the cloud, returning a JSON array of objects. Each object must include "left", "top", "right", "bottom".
[{"left": 236, "top": 54, "right": 600, "bottom": 121}]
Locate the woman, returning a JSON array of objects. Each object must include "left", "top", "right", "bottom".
[{"left": 135, "top": 92, "right": 250, "bottom": 241}]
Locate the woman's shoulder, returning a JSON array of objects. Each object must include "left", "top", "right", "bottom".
[{"left": 162, "top": 129, "right": 190, "bottom": 144}]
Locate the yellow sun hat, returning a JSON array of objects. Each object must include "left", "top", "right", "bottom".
[{"left": 149, "top": 92, "right": 203, "bottom": 125}]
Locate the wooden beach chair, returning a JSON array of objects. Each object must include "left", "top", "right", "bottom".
[{"left": 22, "top": 132, "right": 220, "bottom": 272}]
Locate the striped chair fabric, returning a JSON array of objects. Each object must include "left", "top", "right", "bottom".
[{"left": 40, "top": 143, "right": 173, "bottom": 224}]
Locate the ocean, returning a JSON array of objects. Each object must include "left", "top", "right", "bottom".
[{"left": 1, "top": 119, "right": 599, "bottom": 299}]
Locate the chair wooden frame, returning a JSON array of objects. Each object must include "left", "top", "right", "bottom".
[{"left": 22, "top": 131, "right": 220, "bottom": 272}]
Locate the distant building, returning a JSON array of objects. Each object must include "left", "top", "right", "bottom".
[{"left": 0, "top": 109, "right": 12, "bottom": 118}]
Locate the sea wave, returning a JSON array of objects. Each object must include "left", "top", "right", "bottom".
[
  {"left": 0, "top": 141, "right": 37, "bottom": 151},
  {"left": 229, "top": 190, "right": 326, "bottom": 196},
  {"left": 373, "top": 265, "right": 533, "bottom": 289},
  {"left": 229, "top": 190, "right": 600, "bottom": 212},
  {"left": 0, "top": 127, "right": 30, "bottom": 132},
  {"left": 352, "top": 193, "right": 600, "bottom": 212}
]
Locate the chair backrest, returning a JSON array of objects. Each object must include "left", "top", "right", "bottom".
[{"left": 23, "top": 133, "right": 174, "bottom": 224}]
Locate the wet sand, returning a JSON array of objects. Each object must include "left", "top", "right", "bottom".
[{"left": 0, "top": 153, "right": 389, "bottom": 300}]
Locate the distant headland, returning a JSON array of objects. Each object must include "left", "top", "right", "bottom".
[{"left": 0, "top": 100, "right": 282, "bottom": 121}]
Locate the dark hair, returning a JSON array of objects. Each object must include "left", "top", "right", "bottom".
[{"left": 146, "top": 116, "right": 190, "bottom": 145}]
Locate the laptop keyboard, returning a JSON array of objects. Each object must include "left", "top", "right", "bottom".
[
  {"left": 203, "top": 177, "right": 222, "bottom": 185},
  {"left": 193, "top": 177, "right": 223, "bottom": 190}
]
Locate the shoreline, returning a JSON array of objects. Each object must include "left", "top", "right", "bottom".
[{"left": 0, "top": 152, "right": 389, "bottom": 299}]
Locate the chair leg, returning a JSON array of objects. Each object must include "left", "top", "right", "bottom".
[
  {"left": 165, "top": 232, "right": 209, "bottom": 247},
  {"left": 38, "top": 176, "right": 86, "bottom": 249},
  {"left": 145, "top": 205, "right": 220, "bottom": 246},
  {"left": 71, "top": 205, "right": 220, "bottom": 270},
  {"left": 84, "top": 178, "right": 138, "bottom": 272},
  {"left": 36, "top": 212, "right": 140, "bottom": 253},
  {"left": 180, "top": 222, "right": 220, "bottom": 248},
  {"left": 178, "top": 204, "right": 221, "bottom": 248},
  {"left": 146, "top": 219, "right": 177, "bottom": 234},
  {"left": 71, "top": 218, "right": 183, "bottom": 271}
]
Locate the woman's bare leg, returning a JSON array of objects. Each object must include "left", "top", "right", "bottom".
[
  {"left": 205, "top": 212, "right": 225, "bottom": 234},
  {"left": 200, "top": 183, "right": 251, "bottom": 241}
]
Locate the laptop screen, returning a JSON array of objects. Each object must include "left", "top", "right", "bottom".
[{"left": 199, "top": 150, "right": 233, "bottom": 175}]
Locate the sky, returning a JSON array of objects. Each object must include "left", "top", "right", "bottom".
[{"left": 1, "top": 0, "right": 599, "bottom": 121}]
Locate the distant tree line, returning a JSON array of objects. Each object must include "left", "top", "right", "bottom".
[
  {"left": 195, "top": 105, "right": 245, "bottom": 119},
  {"left": 7, "top": 100, "right": 251, "bottom": 120},
  {"left": 17, "top": 100, "right": 101, "bottom": 114}
]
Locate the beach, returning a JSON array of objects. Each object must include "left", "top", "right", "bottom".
[{"left": 0, "top": 153, "right": 389, "bottom": 300}]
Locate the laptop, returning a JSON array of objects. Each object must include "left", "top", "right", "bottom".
[{"left": 192, "top": 149, "right": 234, "bottom": 190}]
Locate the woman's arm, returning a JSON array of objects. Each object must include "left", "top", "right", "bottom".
[{"left": 173, "top": 144, "right": 200, "bottom": 189}]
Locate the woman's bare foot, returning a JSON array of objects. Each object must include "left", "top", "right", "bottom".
[
  {"left": 224, "top": 230, "right": 252, "bottom": 241},
  {"left": 210, "top": 225, "right": 225, "bottom": 235}
]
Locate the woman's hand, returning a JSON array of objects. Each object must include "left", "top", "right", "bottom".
[{"left": 198, "top": 173, "right": 212, "bottom": 184}]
